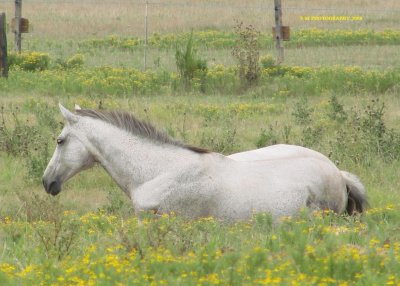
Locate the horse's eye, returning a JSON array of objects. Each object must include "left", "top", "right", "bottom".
[{"left": 57, "top": 138, "right": 64, "bottom": 145}]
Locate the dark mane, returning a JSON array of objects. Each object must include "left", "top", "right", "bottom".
[{"left": 76, "top": 109, "right": 210, "bottom": 154}]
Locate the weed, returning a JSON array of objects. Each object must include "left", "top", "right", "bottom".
[
  {"left": 328, "top": 94, "right": 347, "bottom": 122},
  {"left": 301, "top": 125, "right": 324, "bottom": 148},
  {"left": 101, "top": 187, "right": 133, "bottom": 218},
  {"left": 260, "top": 55, "right": 275, "bottom": 69},
  {"left": 292, "top": 97, "right": 313, "bottom": 125},
  {"left": 256, "top": 126, "right": 279, "bottom": 148},
  {"left": 0, "top": 106, "right": 41, "bottom": 157},
  {"left": 16, "top": 192, "right": 80, "bottom": 260},
  {"left": 8, "top": 52, "right": 50, "bottom": 71},
  {"left": 56, "top": 53, "right": 85, "bottom": 70},
  {"left": 359, "top": 99, "right": 386, "bottom": 139},
  {"left": 326, "top": 99, "right": 400, "bottom": 164},
  {"left": 175, "top": 32, "right": 208, "bottom": 90},
  {"left": 232, "top": 21, "right": 261, "bottom": 88},
  {"left": 200, "top": 126, "right": 238, "bottom": 154},
  {"left": 33, "top": 212, "right": 80, "bottom": 260}
]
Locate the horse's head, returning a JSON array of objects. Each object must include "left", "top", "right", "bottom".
[{"left": 42, "top": 104, "right": 96, "bottom": 196}]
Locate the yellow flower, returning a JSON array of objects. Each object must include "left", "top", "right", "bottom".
[{"left": 0, "top": 263, "right": 15, "bottom": 275}]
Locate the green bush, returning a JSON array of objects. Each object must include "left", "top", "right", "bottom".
[
  {"left": 175, "top": 32, "right": 208, "bottom": 90},
  {"left": 260, "top": 55, "right": 275, "bottom": 69},
  {"left": 232, "top": 21, "right": 261, "bottom": 88},
  {"left": 8, "top": 52, "right": 50, "bottom": 71},
  {"left": 56, "top": 53, "right": 85, "bottom": 70}
]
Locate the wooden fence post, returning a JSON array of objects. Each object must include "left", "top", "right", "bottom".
[
  {"left": 144, "top": 0, "right": 148, "bottom": 71},
  {"left": 0, "top": 12, "right": 8, "bottom": 78},
  {"left": 14, "top": 0, "right": 22, "bottom": 53},
  {"left": 274, "top": 0, "right": 284, "bottom": 63}
]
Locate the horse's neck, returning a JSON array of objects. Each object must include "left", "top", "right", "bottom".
[{"left": 81, "top": 120, "right": 201, "bottom": 194}]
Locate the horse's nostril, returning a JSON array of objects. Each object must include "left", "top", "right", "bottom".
[{"left": 48, "top": 181, "right": 61, "bottom": 196}]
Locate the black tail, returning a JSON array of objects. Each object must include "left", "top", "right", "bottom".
[{"left": 341, "top": 171, "right": 368, "bottom": 215}]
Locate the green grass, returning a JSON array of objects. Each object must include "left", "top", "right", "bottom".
[
  {"left": 1, "top": 206, "right": 400, "bottom": 285},
  {"left": 1, "top": 11, "right": 400, "bottom": 284},
  {"left": 2, "top": 90, "right": 400, "bottom": 285},
  {"left": 18, "top": 29, "right": 400, "bottom": 71},
  {"left": 2, "top": 59, "right": 400, "bottom": 97}
]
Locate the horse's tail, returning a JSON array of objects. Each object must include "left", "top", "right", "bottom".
[{"left": 341, "top": 171, "right": 368, "bottom": 215}]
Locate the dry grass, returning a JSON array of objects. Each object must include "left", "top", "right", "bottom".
[
  {"left": 1, "top": 0, "right": 400, "bottom": 39},
  {"left": 283, "top": 45, "right": 400, "bottom": 69},
  {"left": 94, "top": 44, "right": 400, "bottom": 70}
]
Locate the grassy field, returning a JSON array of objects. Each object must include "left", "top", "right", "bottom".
[
  {"left": 1, "top": 0, "right": 400, "bottom": 38},
  {"left": 1, "top": 0, "right": 400, "bottom": 285}
]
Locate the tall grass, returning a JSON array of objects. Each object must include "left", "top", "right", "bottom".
[{"left": 1, "top": 0, "right": 399, "bottom": 39}]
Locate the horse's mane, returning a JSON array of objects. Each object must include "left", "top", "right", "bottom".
[{"left": 76, "top": 109, "right": 210, "bottom": 154}]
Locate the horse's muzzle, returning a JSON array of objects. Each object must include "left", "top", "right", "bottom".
[{"left": 42, "top": 177, "right": 61, "bottom": 196}]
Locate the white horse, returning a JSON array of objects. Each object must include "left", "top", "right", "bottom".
[
  {"left": 42, "top": 105, "right": 367, "bottom": 221},
  {"left": 228, "top": 145, "right": 367, "bottom": 214}
]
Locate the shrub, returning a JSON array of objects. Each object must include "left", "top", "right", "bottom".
[
  {"left": 8, "top": 52, "right": 50, "bottom": 71},
  {"left": 292, "top": 97, "right": 313, "bottom": 125},
  {"left": 260, "top": 55, "right": 275, "bottom": 69},
  {"left": 56, "top": 53, "right": 85, "bottom": 70},
  {"left": 0, "top": 106, "right": 41, "bottom": 156},
  {"left": 175, "top": 32, "right": 208, "bottom": 90},
  {"left": 232, "top": 21, "right": 261, "bottom": 88},
  {"left": 256, "top": 126, "right": 279, "bottom": 148}
]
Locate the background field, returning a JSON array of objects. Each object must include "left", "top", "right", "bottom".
[{"left": 1, "top": 0, "right": 400, "bottom": 285}]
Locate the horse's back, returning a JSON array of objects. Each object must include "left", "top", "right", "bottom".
[
  {"left": 215, "top": 156, "right": 347, "bottom": 220},
  {"left": 228, "top": 144, "right": 332, "bottom": 163}
]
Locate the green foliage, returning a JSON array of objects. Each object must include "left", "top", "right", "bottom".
[
  {"left": 232, "top": 21, "right": 261, "bottom": 88},
  {"left": 100, "top": 187, "right": 134, "bottom": 218},
  {"left": 200, "top": 126, "right": 238, "bottom": 153},
  {"left": 0, "top": 103, "right": 56, "bottom": 182},
  {"left": 1, "top": 207, "right": 400, "bottom": 285},
  {"left": 2, "top": 61, "right": 398, "bottom": 97},
  {"left": 80, "top": 29, "right": 400, "bottom": 51},
  {"left": 292, "top": 97, "right": 313, "bottom": 125},
  {"left": 328, "top": 94, "right": 347, "bottom": 122},
  {"left": 175, "top": 32, "right": 208, "bottom": 90},
  {"left": 1, "top": 93, "right": 400, "bottom": 285},
  {"left": 56, "top": 53, "right": 85, "bottom": 70},
  {"left": 25, "top": 142, "right": 50, "bottom": 183},
  {"left": 260, "top": 55, "right": 275, "bottom": 69},
  {"left": 0, "top": 106, "right": 41, "bottom": 156},
  {"left": 8, "top": 52, "right": 50, "bottom": 71},
  {"left": 256, "top": 126, "right": 279, "bottom": 148},
  {"left": 3, "top": 22, "right": 400, "bottom": 286},
  {"left": 82, "top": 35, "right": 140, "bottom": 50}
]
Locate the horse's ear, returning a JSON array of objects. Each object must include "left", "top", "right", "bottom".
[
  {"left": 74, "top": 104, "right": 82, "bottom": 111},
  {"left": 59, "top": 103, "right": 79, "bottom": 124}
]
